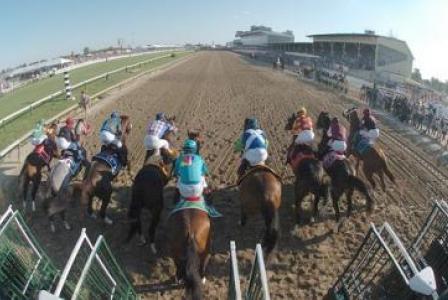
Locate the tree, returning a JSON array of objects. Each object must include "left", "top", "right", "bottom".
[
  {"left": 83, "top": 47, "right": 90, "bottom": 56},
  {"left": 411, "top": 68, "right": 422, "bottom": 82}
]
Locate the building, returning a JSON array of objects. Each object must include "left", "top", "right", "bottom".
[
  {"left": 6, "top": 58, "right": 73, "bottom": 81},
  {"left": 270, "top": 31, "right": 414, "bottom": 81},
  {"left": 234, "top": 25, "right": 294, "bottom": 46}
]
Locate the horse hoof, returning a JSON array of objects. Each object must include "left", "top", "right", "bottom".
[
  {"left": 63, "top": 221, "right": 72, "bottom": 231},
  {"left": 202, "top": 277, "right": 206, "bottom": 284},
  {"left": 32, "top": 201, "right": 36, "bottom": 212},
  {"left": 103, "top": 216, "right": 114, "bottom": 225},
  {"left": 50, "top": 223, "right": 56, "bottom": 233},
  {"left": 150, "top": 243, "right": 157, "bottom": 254}
]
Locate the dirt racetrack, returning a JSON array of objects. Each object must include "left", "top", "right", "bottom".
[{"left": 11, "top": 51, "right": 448, "bottom": 299}]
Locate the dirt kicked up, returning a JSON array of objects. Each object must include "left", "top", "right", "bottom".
[{"left": 9, "top": 51, "right": 448, "bottom": 299}]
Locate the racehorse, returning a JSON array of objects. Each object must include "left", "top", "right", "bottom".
[
  {"left": 80, "top": 115, "right": 132, "bottom": 224},
  {"left": 167, "top": 209, "right": 211, "bottom": 300},
  {"left": 126, "top": 147, "right": 178, "bottom": 254},
  {"left": 18, "top": 123, "right": 59, "bottom": 211},
  {"left": 44, "top": 118, "right": 92, "bottom": 232},
  {"left": 238, "top": 166, "right": 282, "bottom": 256},
  {"left": 284, "top": 113, "right": 330, "bottom": 224},
  {"left": 316, "top": 112, "right": 374, "bottom": 221},
  {"left": 343, "top": 107, "right": 395, "bottom": 191}
]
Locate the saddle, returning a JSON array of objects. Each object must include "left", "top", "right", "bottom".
[
  {"left": 170, "top": 196, "right": 222, "bottom": 218},
  {"left": 145, "top": 161, "right": 170, "bottom": 180},
  {"left": 322, "top": 151, "right": 346, "bottom": 170},
  {"left": 237, "top": 164, "right": 282, "bottom": 185},
  {"left": 287, "top": 144, "right": 316, "bottom": 172},
  {"left": 92, "top": 150, "right": 122, "bottom": 176}
]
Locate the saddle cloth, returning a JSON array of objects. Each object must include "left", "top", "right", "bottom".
[
  {"left": 238, "top": 164, "right": 282, "bottom": 185},
  {"left": 323, "top": 151, "right": 346, "bottom": 170},
  {"left": 353, "top": 133, "right": 371, "bottom": 155},
  {"left": 170, "top": 197, "right": 222, "bottom": 218},
  {"left": 92, "top": 151, "right": 121, "bottom": 175},
  {"left": 287, "top": 146, "right": 315, "bottom": 172},
  {"left": 34, "top": 145, "right": 51, "bottom": 165}
]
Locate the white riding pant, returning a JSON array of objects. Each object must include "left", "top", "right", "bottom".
[
  {"left": 295, "top": 130, "right": 315, "bottom": 145},
  {"left": 244, "top": 148, "right": 268, "bottom": 166},
  {"left": 360, "top": 129, "right": 380, "bottom": 145},
  {"left": 31, "top": 135, "right": 47, "bottom": 146},
  {"left": 100, "top": 131, "right": 122, "bottom": 148},
  {"left": 329, "top": 139, "right": 347, "bottom": 152},
  {"left": 177, "top": 177, "right": 208, "bottom": 198},
  {"left": 56, "top": 137, "right": 79, "bottom": 151},
  {"left": 144, "top": 135, "right": 170, "bottom": 154}
]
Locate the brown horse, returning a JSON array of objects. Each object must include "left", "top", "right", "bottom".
[
  {"left": 80, "top": 115, "right": 132, "bottom": 224},
  {"left": 316, "top": 111, "right": 374, "bottom": 221},
  {"left": 167, "top": 209, "right": 211, "bottom": 300},
  {"left": 126, "top": 149, "right": 178, "bottom": 254},
  {"left": 343, "top": 108, "right": 395, "bottom": 191},
  {"left": 239, "top": 166, "right": 282, "bottom": 256},
  {"left": 19, "top": 123, "right": 59, "bottom": 211},
  {"left": 284, "top": 113, "right": 330, "bottom": 225}
]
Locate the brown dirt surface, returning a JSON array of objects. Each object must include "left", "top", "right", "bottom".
[{"left": 6, "top": 51, "right": 448, "bottom": 299}]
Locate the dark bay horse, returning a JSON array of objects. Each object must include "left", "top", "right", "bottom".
[
  {"left": 239, "top": 166, "right": 282, "bottom": 256},
  {"left": 19, "top": 123, "right": 59, "bottom": 211},
  {"left": 343, "top": 108, "right": 395, "bottom": 191},
  {"left": 168, "top": 209, "right": 211, "bottom": 300},
  {"left": 126, "top": 151, "right": 178, "bottom": 254},
  {"left": 80, "top": 115, "right": 132, "bottom": 224},
  {"left": 285, "top": 113, "right": 330, "bottom": 225},
  {"left": 316, "top": 112, "right": 374, "bottom": 221}
]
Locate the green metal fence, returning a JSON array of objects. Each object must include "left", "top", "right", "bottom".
[{"left": 0, "top": 205, "right": 60, "bottom": 299}]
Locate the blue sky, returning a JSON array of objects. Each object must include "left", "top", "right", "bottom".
[{"left": 1, "top": 0, "right": 447, "bottom": 80}]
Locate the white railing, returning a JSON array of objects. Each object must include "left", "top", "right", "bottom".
[
  {"left": 0, "top": 52, "right": 189, "bottom": 160},
  {"left": 228, "top": 241, "right": 242, "bottom": 300},
  {"left": 245, "top": 244, "right": 270, "bottom": 300},
  {"left": 0, "top": 53, "right": 172, "bottom": 129}
]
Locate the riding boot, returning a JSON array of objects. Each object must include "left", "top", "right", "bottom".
[
  {"left": 173, "top": 188, "right": 181, "bottom": 205},
  {"left": 237, "top": 159, "right": 249, "bottom": 179}
]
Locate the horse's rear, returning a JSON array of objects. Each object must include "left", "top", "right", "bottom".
[
  {"left": 359, "top": 145, "right": 395, "bottom": 191},
  {"left": 239, "top": 170, "right": 282, "bottom": 255},
  {"left": 127, "top": 164, "right": 167, "bottom": 252},
  {"left": 168, "top": 209, "right": 211, "bottom": 300}
]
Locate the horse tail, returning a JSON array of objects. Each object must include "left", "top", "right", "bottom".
[
  {"left": 348, "top": 175, "right": 374, "bottom": 211},
  {"left": 263, "top": 208, "right": 280, "bottom": 256},
  {"left": 184, "top": 233, "right": 202, "bottom": 300},
  {"left": 126, "top": 183, "right": 143, "bottom": 243}
]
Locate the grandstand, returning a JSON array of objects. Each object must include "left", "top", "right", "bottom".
[
  {"left": 233, "top": 25, "right": 294, "bottom": 47},
  {"left": 269, "top": 30, "right": 414, "bottom": 82}
]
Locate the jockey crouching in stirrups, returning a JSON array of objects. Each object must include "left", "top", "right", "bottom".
[
  {"left": 56, "top": 117, "right": 85, "bottom": 163},
  {"left": 360, "top": 108, "right": 380, "bottom": 146},
  {"left": 293, "top": 107, "right": 314, "bottom": 146},
  {"left": 30, "top": 119, "right": 51, "bottom": 170},
  {"left": 235, "top": 118, "right": 269, "bottom": 180},
  {"left": 173, "top": 139, "right": 210, "bottom": 204},
  {"left": 144, "top": 112, "right": 178, "bottom": 163},
  {"left": 327, "top": 117, "right": 347, "bottom": 154},
  {"left": 99, "top": 112, "right": 126, "bottom": 165}
]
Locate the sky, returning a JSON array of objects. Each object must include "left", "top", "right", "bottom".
[{"left": 1, "top": 0, "right": 447, "bottom": 81}]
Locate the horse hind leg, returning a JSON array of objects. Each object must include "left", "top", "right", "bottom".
[
  {"left": 262, "top": 207, "right": 279, "bottom": 256},
  {"left": 99, "top": 191, "right": 113, "bottom": 225},
  {"left": 148, "top": 206, "right": 162, "bottom": 254},
  {"left": 378, "top": 170, "right": 386, "bottom": 192},
  {"left": 31, "top": 173, "right": 42, "bottom": 212}
]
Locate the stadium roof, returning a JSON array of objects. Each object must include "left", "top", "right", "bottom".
[
  {"left": 8, "top": 58, "right": 73, "bottom": 78},
  {"left": 307, "top": 33, "right": 407, "bottom": 43},
  {"left": 238, "top": 30, "right": 293, "bottom": 38}
]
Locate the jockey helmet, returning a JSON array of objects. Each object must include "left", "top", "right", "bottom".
[
  {"left": 183, "top": 139, "right": 197, "bottom": 154},
  {"left": 244, "top": 118, "right": 259, "bottom": 130},
  {"left": 66, "top": 117, "right": 75, "bottom": 128},
  {"left": 156, "top": 112, "right": 166, "bottom": 121},
  {"left": 363, "top": 108, "right": 371, "bottom": 117},
  {"left": 297, "top": 107, "right": 307, "bottom": 116},
  {"left": 111, "top": 111, "right": 120, "bottom": 119}
]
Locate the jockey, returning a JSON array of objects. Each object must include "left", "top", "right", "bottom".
[
  {"left": 174, "top": 139, "right": 209, "bottom": 203},
  {"left": 327, "top": 117, "right": 347, "bottom": 154},
  {"left": 57, "top": 117, "right": 83, "bottom": 161},
  {"left": 30, "top": 119, "right": 47, "bottom": 146},
  {"left": 235, "top": 118, "right": 268, "bottom": 178},
  {"left": 144, "top": 112, "right": 177, "bottom": 156},
  {"left": 99, "top": 112, "right": 122, "bottom": 149},
  {"left": 292, "top": 107, "right": 314, "bottom": 145},
  {"left": 360, "top": 108, "right": 380, "bottom": 145}
]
